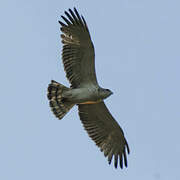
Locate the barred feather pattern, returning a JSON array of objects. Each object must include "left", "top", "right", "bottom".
[
  {"left": 47, "top": 80, "right": 74, "bottom": 120},
  {"left": 62, "top": 44, "right": 82, "bottom": 87},
  {"left": 59, "top": 7, "right": 97, "bottom": 88},
  {"left": 78, "top": 102, "right": 130, "bottom": 169}
]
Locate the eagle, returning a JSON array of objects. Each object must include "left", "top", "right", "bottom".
[{"left": 47, "top": 7, "right": 130, "bottom": 169}]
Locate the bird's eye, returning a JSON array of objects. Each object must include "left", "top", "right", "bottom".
[{"left": 106, "top": 89, "right": 110, "bottom": 92}]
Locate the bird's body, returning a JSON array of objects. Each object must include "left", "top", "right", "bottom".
[
  {"left": 63, "top": 86, "right": 112, "bottom": 104},
  {"left": 47, "top": 8, "right": 130, "bottom": 169}
]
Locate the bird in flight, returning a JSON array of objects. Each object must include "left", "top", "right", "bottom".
[{"left": 47, "top": 7, "right": 130, "bottom": 169}]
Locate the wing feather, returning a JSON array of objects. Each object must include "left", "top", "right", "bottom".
[
  {"left": 78, "top": 102, "right": 130, "bottom": 169},
  {"left": 59, "top": 8, "right": 97, "bottom": 88}
]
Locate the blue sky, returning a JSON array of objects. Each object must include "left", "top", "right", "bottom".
[{"left": 1, "top": 0, "right": 180, "bottom": 179}]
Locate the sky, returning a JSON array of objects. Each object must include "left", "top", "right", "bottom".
[{"left": 0, "top": 0, "right": 180, "bottom": 179}]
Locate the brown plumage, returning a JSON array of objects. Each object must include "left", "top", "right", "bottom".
[{"left": 47, "top": 7, "right": 130, "bottom": 169}]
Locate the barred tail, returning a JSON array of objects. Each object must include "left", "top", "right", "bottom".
[{"left": 47, "top": 80, "right": 74, "bottom": 120}]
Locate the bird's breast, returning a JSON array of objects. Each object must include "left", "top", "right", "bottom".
[{"left": 79, "top": 99, "right": 102, "bottom": 104}]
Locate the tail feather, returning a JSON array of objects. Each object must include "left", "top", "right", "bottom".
[{"left": 47, "top": 80, "right": 74, "bottom": 120}]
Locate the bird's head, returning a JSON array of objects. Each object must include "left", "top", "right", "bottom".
[{"left": 98, "top": 88, "right": 113, "bottom": 100}]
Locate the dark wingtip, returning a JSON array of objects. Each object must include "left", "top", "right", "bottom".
[
  {"left": 73, "top": 7, "right": 79, "bottom": 16},
  {"left": 125, "top": 139, "right": 130, "bottom": 154},
  {"left": 68, "top": 8, "right": 73, "bottom": 13},
  {"left": 119, "top": 154, "right": 123, "bottom": 169},
  {"left": 123, "top": 151, "right": 128, "bottom": 168},
  {"left": 114, "top": 161, "right": 118, "bottom": 169},
  {"left": 126, "top": 143, "right": 130, "bottom": 154},
  {"left": 108, "top": 159, "right": 112, "bottom": 165},
  {"left": 51, "top": 80, "right": 58, "bottom": 83},
  {"left": 58, "top": 20, "right": 66, "bottom": 27}
]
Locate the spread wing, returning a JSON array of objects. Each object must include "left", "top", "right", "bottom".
[
  {"left": 78, "top": 102, "right": 130, "bottom": 169},
  {"left": 59, "top": 8, "right": 98, "bottom": 88}
]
